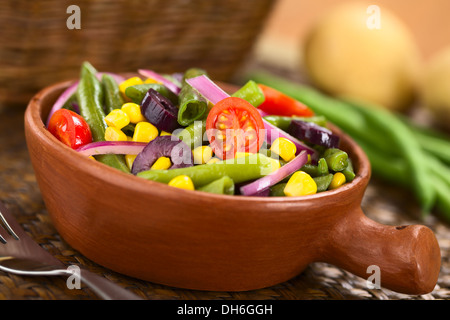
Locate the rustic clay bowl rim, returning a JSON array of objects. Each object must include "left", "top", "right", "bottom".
[{"left": 28, "top": 79, "right": 371, "bottom": 205}]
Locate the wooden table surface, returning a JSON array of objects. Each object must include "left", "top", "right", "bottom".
[{"left": 0, "top": 63, "right": 449, "bottom": 300}]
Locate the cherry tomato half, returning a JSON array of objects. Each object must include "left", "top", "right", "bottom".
[
  {"left": 48, "top": 109, "right": 93, "bottom": 149},
  {"left": 206, "top": 97, "right": 265, "bottom": 160},
  {"left": 257, "top": 84, "right": 314, "bottom": 117}
]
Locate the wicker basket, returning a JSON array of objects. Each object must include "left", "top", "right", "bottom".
[{"left": 0, "top": 0, "right": 275, "bottom": 107}]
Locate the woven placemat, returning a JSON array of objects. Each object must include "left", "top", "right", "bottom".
[{"left": 0, "top": 93, "right": 449, "bottom": 300}]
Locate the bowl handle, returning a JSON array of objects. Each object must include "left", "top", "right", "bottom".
[{"left": 322, "top": 206, "right": 441, "bottom": 295}]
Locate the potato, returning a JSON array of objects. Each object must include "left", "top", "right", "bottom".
[
  {"left": 421, "top": 46, "right": 450, "bottom": 128},
  {"left": 303, "top": 2, "right": 421, "bottom": 111}
]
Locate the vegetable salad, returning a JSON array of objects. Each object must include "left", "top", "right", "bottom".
[{"left": 46, "top": 62, "right": 355, "bottom": 197}]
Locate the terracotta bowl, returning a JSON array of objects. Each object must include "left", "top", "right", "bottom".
[{"left": 24, "top": 79, "right": 441, "bottom": 295}]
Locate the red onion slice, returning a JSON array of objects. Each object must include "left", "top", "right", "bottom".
[
  {"left": 76, "top": 141, "right": 147, "bottom": 157},
  {"left": 185, "top": 75, "right": 229, "bottom": 104},
  {"left": 240, "top": 150, "right": 308, "bottom": 196},
  {"left": 46, "top": 81, "right": 78, "bottom": 127}
]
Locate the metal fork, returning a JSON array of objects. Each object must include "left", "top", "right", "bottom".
[{"left": 0, "top": 201, "right": 143, "bottom": 300}]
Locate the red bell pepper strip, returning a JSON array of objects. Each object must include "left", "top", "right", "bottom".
[{"left": 257, "top": 84, "right": 314, "bottom": 117}]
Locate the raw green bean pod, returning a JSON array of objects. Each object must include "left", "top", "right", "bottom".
[
  {"left": 411, "top": 127, "right": 450, "bottom": 166},
  {"left": 77, "top": 62, "right": 130, "bottom": 173},
  {"left": 432, "top": 175, "right": 450, "bottom": 221},
  {"left": 198, "top": 176, "right": 235, "bottom": 195},
  {"left": 347, "top": 99, "right": 435, "bottom": 214},
  {"left": 177, "top": 68, "right": 209, "bottom": 126},
  {"left": 353, "top": 136, "right": 409, "bottom": 186},
  {"left": 102, "top": 74, "right": 125, "bottom": 114}
]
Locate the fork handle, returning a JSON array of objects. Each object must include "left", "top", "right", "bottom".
[{"left": 78, "top": 268, "right": 144, "bottom": 300}]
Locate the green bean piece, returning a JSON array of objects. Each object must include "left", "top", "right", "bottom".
[
  {"left": 263, "top": 115, "right": 329, "bottom": 132},
  {"left": 293, "top": 115, "right": 328, "bottom": 127},
  {"left": 61, "top": 93, "right": 78, "bottom": 112},
  {"left": 178, "top": 68, "right": 209, "bottom": 126},
  {"left": 323, "top": 148, "right": 348, "bottom": 172},
  {"left": 231, "top": 80, "right": 265, "bottom": 107},
  {"left": 125, "top": 83, "right": 178, "bottom": 105},
  {"left": 77, "top": 62, "right": 104, "bottom": 142},
  {"left": 269, "top": 183, "right": 287, "bottom": 197},
  {"left": 317, "top": 158, "right": 329, "bottom": 176},
  {"left": 137, "top": 154, "right": 273, "bottom": 188},
  {"left": 77, "top": 62, "right": 130, "bottom": 173},
  {"left": 341, "top": 158, "right": 356, "bottom": 182},
  {"left": 174, "top": 120, "right": 206, "bottom": 149},
  {"left": 258, "top": 148, "right": 273, "bottom": 158},
  {"left": 102, "top": 74, "right": 125, "bottom": 114},
  {"left": 198, "top": 176, "right": 235, "bottom": 195},
  {"left": 313, "top": 174, "right": 334, "bottom": 192},
  {"left": 263, "top": 116, "right": 292, "bottom": 132},
  {"left": 300, "top": 164, "right": 319, "bottom": 177},
  {"left": 121, "top": 123, "right": 136, "bottom": 136}
]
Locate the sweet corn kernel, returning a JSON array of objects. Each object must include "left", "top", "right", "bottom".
[
  {"left": 105, "top": 127, "right": 128, "bottom": 141},
  {"left": 234, "top": 152, "right": 251, "bottom": 159},
  {"left": 88, "top": 156, "right": 96, "bottom": 160},
  {"left": 284, "top": 171, "right": 317, "bottom": 197},
  {"left": 206, "top": 157, "right": 220, "bottom": 165},
  {"left": 151, "top": 157, "right": 172, "bottom": 170},
  {"left": 329, "top": 172, "right": 346, "bottom": 190},
  {"left": 168, "top": 175, "right": 195, "bottom": 190},
  {"left": 160, "top": 131, "right": 171, "bottom": 136},
  {"left": 270, "top": 137, "right": 297, "bottom": 162},
  {"left": 104, "top": 109, "right": 130, "bottom": 129},
  {"left": 121, "top": 102, "right": 146, "bottom": 123},
  {"left": 132, "top": 122, "right": 159, "bottom": 143},
  {"left": 193, "top": 146, "right": 213, "bottom": 164},
  {"left": 125, "top": 154, "right": 137, "bottom": 169},
  {"left": 119, "top": 77, "right": 143, "bottom": 96},
  {"left": 269, "top": 158, "right": 281, "bottom": 172}
]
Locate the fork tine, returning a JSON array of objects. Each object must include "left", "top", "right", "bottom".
[
  {"left": 0, "top": 202, "right": 20, "bottom": 240},
  {"left": 0, "top": 229, "right": 7, "bottom": 244}
]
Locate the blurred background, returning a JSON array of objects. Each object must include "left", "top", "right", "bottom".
[
  {"left": 2, "top": 0, "right": 450, "bottom": 130},
  {"left": 255, "top": 0, "right": 450, "bottom": 68}
]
